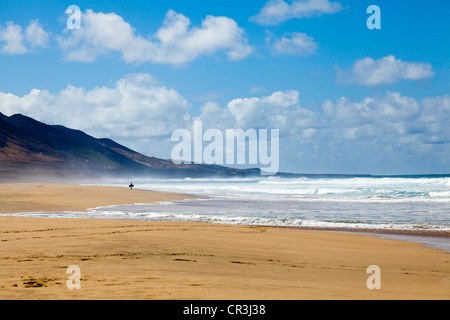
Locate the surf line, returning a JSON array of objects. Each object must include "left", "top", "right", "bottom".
[{"left": 171, "top": 120, "right": 279, "bottom": 176}]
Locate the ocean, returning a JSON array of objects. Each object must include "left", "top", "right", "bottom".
[{"left": 9, "top": 175, "right": 450, "bottom": 251}]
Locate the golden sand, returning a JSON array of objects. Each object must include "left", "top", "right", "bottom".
[
  {"left": 0, "top": 183, "right": 195, "bottom": 214},
  {"left": 0, "top": 184, "right": 448, "bottom": 300}
]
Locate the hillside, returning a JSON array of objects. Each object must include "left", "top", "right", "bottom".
[{"left": 0, "top": 112, "right": 259, "bottom": 181}]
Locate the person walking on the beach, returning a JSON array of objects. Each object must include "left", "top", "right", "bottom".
[{"left": 129, "top": 182, "right": 134, "bottom": 190}]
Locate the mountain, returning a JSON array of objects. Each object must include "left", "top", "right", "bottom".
[{"left": 0, "top": 113, "right": 260, "bottom": 181}]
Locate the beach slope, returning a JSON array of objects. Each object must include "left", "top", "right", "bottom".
[
  {"left": 0, "top": 183, "right": 195, "bottom": 214},
  {"left": 0, "top": 184, "right": 448, "bottom": 300}
]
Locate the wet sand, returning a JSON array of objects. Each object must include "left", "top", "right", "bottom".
[
  {"left": 0, "top": 184, "right": 448, "bottom": 300},
  {"left": 280, "top": 227, "right": 450, "bottom": 253},
  {"left": 0, "top": 183, "right": 196, "bottom": 214}
]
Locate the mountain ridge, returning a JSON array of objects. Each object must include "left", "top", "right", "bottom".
[{"left": 0, "top": 113, "right": 260, "bottom": 182}]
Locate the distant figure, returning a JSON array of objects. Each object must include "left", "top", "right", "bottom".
[{"left": 129, "top": 182, "right": 134, "bottom": 190}]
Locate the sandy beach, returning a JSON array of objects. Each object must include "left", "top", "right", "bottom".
[
  {"left": 0, "top": 184, "right": 448, "bottom": 300},
  {"left": 0, "top": 183, "right": 196, "bottom": 214}
]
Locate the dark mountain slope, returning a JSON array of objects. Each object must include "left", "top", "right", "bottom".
[{"left": 0, "top": 113, "right": 259, "bottom": 181}]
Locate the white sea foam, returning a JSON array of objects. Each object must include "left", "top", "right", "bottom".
[
  {"left": 112, "top": 176, "right": 450, "bottom": 204},
  {"left": 9, "top": 176, "right": 450, "bottom": 233},
  {"left": 7, "top": 175, "right": 448, "bottom": 252},
  {"left": 94, "top": 176, "right": 449, "bottom": 230}
]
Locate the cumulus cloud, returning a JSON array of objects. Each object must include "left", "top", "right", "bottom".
[
  {"left": 1, "top": 77, "right": 448, "bottom": 171},
  {"left": 420, "top": 95, "right": 450, "bottom": 144},
  {"left": 337, "top": 55, "right": 435, "bottom": 86},
  {"left": 0, "top": 74, "right": 190, "bottom": 142},
  {"left": 25, "top": 20, "right": 50, "bottom": 48},
  {"left": 198, "top": 90, "right": 322, "bottom": 140},
  {"left": 250, "top": 0, "right": 343, "bottom": 26},
  {"left": 196, "top": 90, "right": 450, "bottom": 172},
  {"left": 0, "top": 20, "right": 49, "bottom": 54},
  {"left": 322, "top": 92, "right": 450, "bottom": 147},
  {"left": 0, "top": 22, "right": 28, "bottom": 54},
  {"left": 196, "top": 102, "right": 236, "bottom": 131},
  {"left": 271, "top": 32, "right": 318, "bottom": 56},
  {"left": 185, "top": 89, "right": 450, "bottom": 151},
  {"left": 323, "top": 91, "right": 421, "bottom": 124},
  {"left": 58, "top": 9, "right": 253, "bottom": 65},
  {"left": 227, "top": 90, "right": 301, "bottom": 129},
  {"left": 313, "top": 92, "right": 450, "bottom": 173}
]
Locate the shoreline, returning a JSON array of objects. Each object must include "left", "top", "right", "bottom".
[
  {"left": 275, "top": 226, "right": 449, "bottom": 253},
  {"left": 4, "top": 212, "right": 449, "bottom": 253},
  {"left": 1, "top": 183, "right": 448, "bottom": 252},
  {"left": 0, "top": 183, "right": 449, "bottom": 299},
  {"left": 281, "top": 226, "right": 449, "bottom": 237},
  {"left": 0, "top": 183, "right": 197, "bottom": 214}
]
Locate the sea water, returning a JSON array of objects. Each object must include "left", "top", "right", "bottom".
[{"left": 8, "top": 175, "right": 450, "bottom": 251}]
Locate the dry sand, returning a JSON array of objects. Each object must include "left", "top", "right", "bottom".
[{"left": 0, "top": 184, "right": 448, "bottom": 300}]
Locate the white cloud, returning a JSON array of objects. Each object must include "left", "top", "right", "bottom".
[
  {"left": 323, "top": 91, "right": 421, "bottom": 124},
  {"left": 195, "top": 90, "right": 450, "bottom": 172},
  {"left": 309, "top": 92, "right": 450, "bottom": 173},
  {"left": 272, "top": 32, "right": 318, "bottom": 56},
  {"left": 205, "top": 91, "right": 450, "bottom": 172},
  {"left": 0, "top": 20, "right": 49, "bottom": 54},
  {"left": 250, "top": 0, "right": 343, "bottom": 26},
  {"left": 197, "top": 102, "right": 236, "bottom": 131},
  {"left": 25, "top": 20, "right": 49, "bottom": 48},
  {"left": 321, "top": 92, "right": 450, "bottom": 148},
  {"left": 229, "top": 90, "right": 300, "bottom": 129},
  {"left": 1, "top": 77, "right": 448, "bottom": 172},
  {"left": 420, "top": 95, "right": 450, "bottom": 143},
  {"left": 0, "top": 74, "right": 190, "bottom": 143},
  {"left": 0, "top": 22, "right": 28, "bottom": 54},
  {"left": 59, "top": 9, "right": 253, "bottom": 65},
  {"left": 337, "top": 55, "right": 435, "bottom": 86},
  {"left": 198, "top": 90, "right": 321, "bottom": 141}
]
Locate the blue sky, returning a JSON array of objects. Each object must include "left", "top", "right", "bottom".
[{"left": 0, "top": 0, "right": 449, "bottom": 174}]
